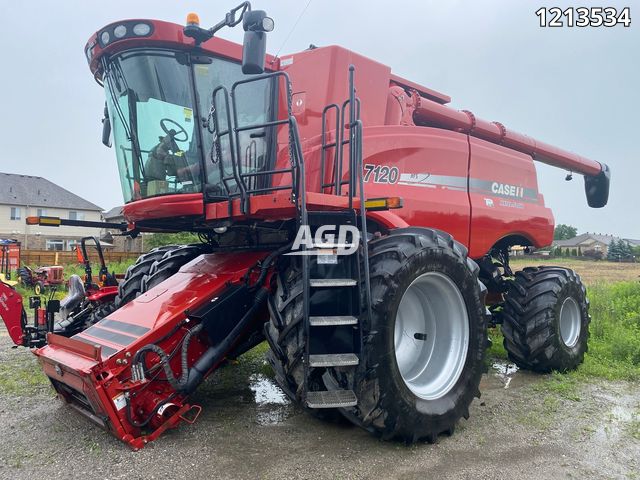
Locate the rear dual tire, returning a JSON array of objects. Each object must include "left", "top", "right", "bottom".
[
  {"left": 115, "top": 244, "right": 206, "bottom": 308},
  {"left": 502, "top": 266, "right": 590, "bottom": 373}
]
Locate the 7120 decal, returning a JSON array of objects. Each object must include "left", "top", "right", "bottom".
[{"left": 363, "top": 164, "right": 400, "bottom": 184}]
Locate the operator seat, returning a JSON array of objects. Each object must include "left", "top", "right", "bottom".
[{"left": 54, "top": 275, "right": 86, "bottom": 335}]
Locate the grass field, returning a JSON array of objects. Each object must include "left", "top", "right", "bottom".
[{"left": 510, "top": 257, "right": 640, "bottom": 284}]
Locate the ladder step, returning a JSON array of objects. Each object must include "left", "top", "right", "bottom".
[
  {"left": 309, "top": 278, "right": 357, "bottom": 287},
  {"left": 306, "top": 389, "right": 357, "bottom": 409},
  {"left": 310, "top": 315, "right": 358, "bottom": 326},
  {"left": 309, "top": 353, "right": 359, "bottom": 367}
]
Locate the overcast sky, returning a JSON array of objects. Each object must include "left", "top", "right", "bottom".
[{"left": 0, "top": 1, "right": 637, "bottom": 237}]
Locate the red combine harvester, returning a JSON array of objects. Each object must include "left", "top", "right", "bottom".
[{"left": 0, "top": 3, "right": 610, "bottom": 449}]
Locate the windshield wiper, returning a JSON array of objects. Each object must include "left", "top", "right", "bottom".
[
  {"left": 103, "top": 58, "right": 145, "bottom": 180},
  {"left": 102, "top": 57, "right": 131, "bottom": 140}
]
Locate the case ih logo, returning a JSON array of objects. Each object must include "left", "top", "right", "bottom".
[
  {"left": 287, "top": 225, "right": 360, "bottom": 256},
  {"left": 491, "top": 182, "right": 525, "bottom": 198}
]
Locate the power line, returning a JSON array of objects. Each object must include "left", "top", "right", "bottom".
[{"left": 272, "top": 0, "right": 314, "bottom": 61}]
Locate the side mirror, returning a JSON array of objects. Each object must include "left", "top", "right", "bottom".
[
  {"left": 102, "top": 103, "right": 112, "bottom": 147},
  {"left": 241, "top": 10, "right": 274, "bottom": 74},
  {"left": 584, "top": 162, "right": 611, "bottom": 208}
]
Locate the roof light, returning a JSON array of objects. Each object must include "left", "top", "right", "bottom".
[
  {"left": 186, "top": 12, "right": 200, "bottom": 26},
  {"left": 261, "top": 17, "right": 275, "bottom": 32},
  {"left": 100, "top": 31, "right": 110, "bottom": 45},
  {"left": 132, "top": 23, "right": 152, "bottom": 36},
  {"left": 113, "top": 25, "right": 127, "bottom": 38}
]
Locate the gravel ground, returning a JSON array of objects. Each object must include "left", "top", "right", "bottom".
[{"left": 0, "top": 327, "right": 638, "bottom": 480}]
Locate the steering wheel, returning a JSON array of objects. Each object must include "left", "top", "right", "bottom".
[{"left": 160, "top": 118, "right": 189, "bottom": 143}]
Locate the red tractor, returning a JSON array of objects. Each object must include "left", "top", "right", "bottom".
[
  {"left": 54, "top": 236, "right": 120, "bottom": 337},
  {"left": 2, "top": 3, "right": 610, "bottom": 449},
  {"left": 18, "top": 264, "right": 65, "bottom": 295}
]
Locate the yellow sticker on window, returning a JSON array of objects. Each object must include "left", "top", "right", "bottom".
[
  {"left": 184, "top": 108, "right": 193, "bottom": 123},
  {"left": 195, "top": 64, "right": 209, "bottom": 76}
]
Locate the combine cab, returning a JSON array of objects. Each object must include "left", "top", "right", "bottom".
[{"left": 3, "top": 2, "right": 611, "bottom": 449}]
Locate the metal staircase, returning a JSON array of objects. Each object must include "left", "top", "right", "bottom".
[
  {"left": 303, "top": 66, "right": 371, "bottom": 408},
  {"left": 208, "top": 66, "right": 370, "bottom": 409}
]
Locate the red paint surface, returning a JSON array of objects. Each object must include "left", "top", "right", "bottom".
[{"left": 0, "top": 281, "right": 24, "bottom": 345}]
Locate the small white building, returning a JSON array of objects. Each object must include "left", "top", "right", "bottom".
[{"left": 0, "top": 172, "right": 103, "bottom": 251}]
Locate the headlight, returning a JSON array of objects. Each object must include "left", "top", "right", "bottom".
[
  {"left": 133, "top": 23, "right": 152, "bottom": 36},
  {"left": 113, "top": 25, "right": 127, "bottom": 38},
  {"left": 96, "top": 21, "right": 153, "bottom": 48},
  {"left": 261, "top": 17, "right": 275, "bottom": 32}
]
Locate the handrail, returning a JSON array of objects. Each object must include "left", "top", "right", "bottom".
[
  {"left": 210, "top": 85, "right": 244, "bottom": 216},
  {"left": 321, "top": 104, "right": 340, "bottom": 193}
]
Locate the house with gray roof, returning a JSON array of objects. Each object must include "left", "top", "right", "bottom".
[
  {"left": 0, "top": 172, "right": 103, "bottom": 251},
  {"left": 101, "top": 205, "right": 143, "bottom": 253},
  {"left": 553, "top": 233, "right": 640, "bottom": 256}
]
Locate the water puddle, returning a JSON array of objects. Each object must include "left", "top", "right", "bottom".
[
  {"left": 248, "top": 373, "right": 292, "bottom": 426},
  {"left": 492, "top": 361, "right": 519, "bottom": 389},
  {"left": 249, "top": 373, "right": 289, "bottom": 406},
  {"left": 593, "top": 393, "right": 638, "bottom": 443},
  {"left": 480, "top": 360, "right": 528, "bottom": 391}
]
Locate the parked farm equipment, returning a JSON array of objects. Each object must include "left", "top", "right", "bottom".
[
  {"left": 0, "top": 2, "right": 610, "bottom": 450},
  {"left": 18, "top": 265, "right": 65, "bottom": 295},
  {"left": 0, "top": 239, "right": 19, "bottom": 286},
  {"left": 54, "top": 236, "right": 120, "bottom": 336}
]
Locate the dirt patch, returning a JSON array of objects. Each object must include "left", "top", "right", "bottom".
[{"left": 0, "top": 330, "right": 638, "bottom": 480}]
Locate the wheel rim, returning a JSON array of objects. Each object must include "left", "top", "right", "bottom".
[
  {"left": 559, "top": 296, "right": 581, "bottom": 348},
  {"left": 394, "top": 272, "right": 470, "bottom": 400}
]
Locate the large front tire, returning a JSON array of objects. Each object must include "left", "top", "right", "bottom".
[
  {"left": 339, "top": 228, "right": 487, "bottom": 442},
  {"left": 501, "top": 266, "right": 590, "bottom": 372},
  {"left": 266, "top": 228, "right": 488, "bottom": 441}
]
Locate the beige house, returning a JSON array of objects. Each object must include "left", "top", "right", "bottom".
[
  {"left": 102, "top": 206, "right": 143, "bottom": 253},
  {"left": 0, "top": 172, "right": 103, "bottom": 251},
  {"left": 553, "top": 233, "right": 640, "bottom": 256}
]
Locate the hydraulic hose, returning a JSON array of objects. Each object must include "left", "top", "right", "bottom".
[
  {"left": 131, "top": 287, "right": 269, "bottom": 395},
  {"left": 132, "top": 323, "right": 203, "bottom": 391},
  {"left": 249, "top": 243, "right": 292, "bottom": 292},
  {"left": 182, "top": 287, "right": 269, "bottom": 394}
]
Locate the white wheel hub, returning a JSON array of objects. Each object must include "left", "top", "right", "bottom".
[
  {"left": 559, "top": 296, "right": 581, "bottom": 348},
  {"left": 394, "top": 272, "right": 470, "bottom": 400}
]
